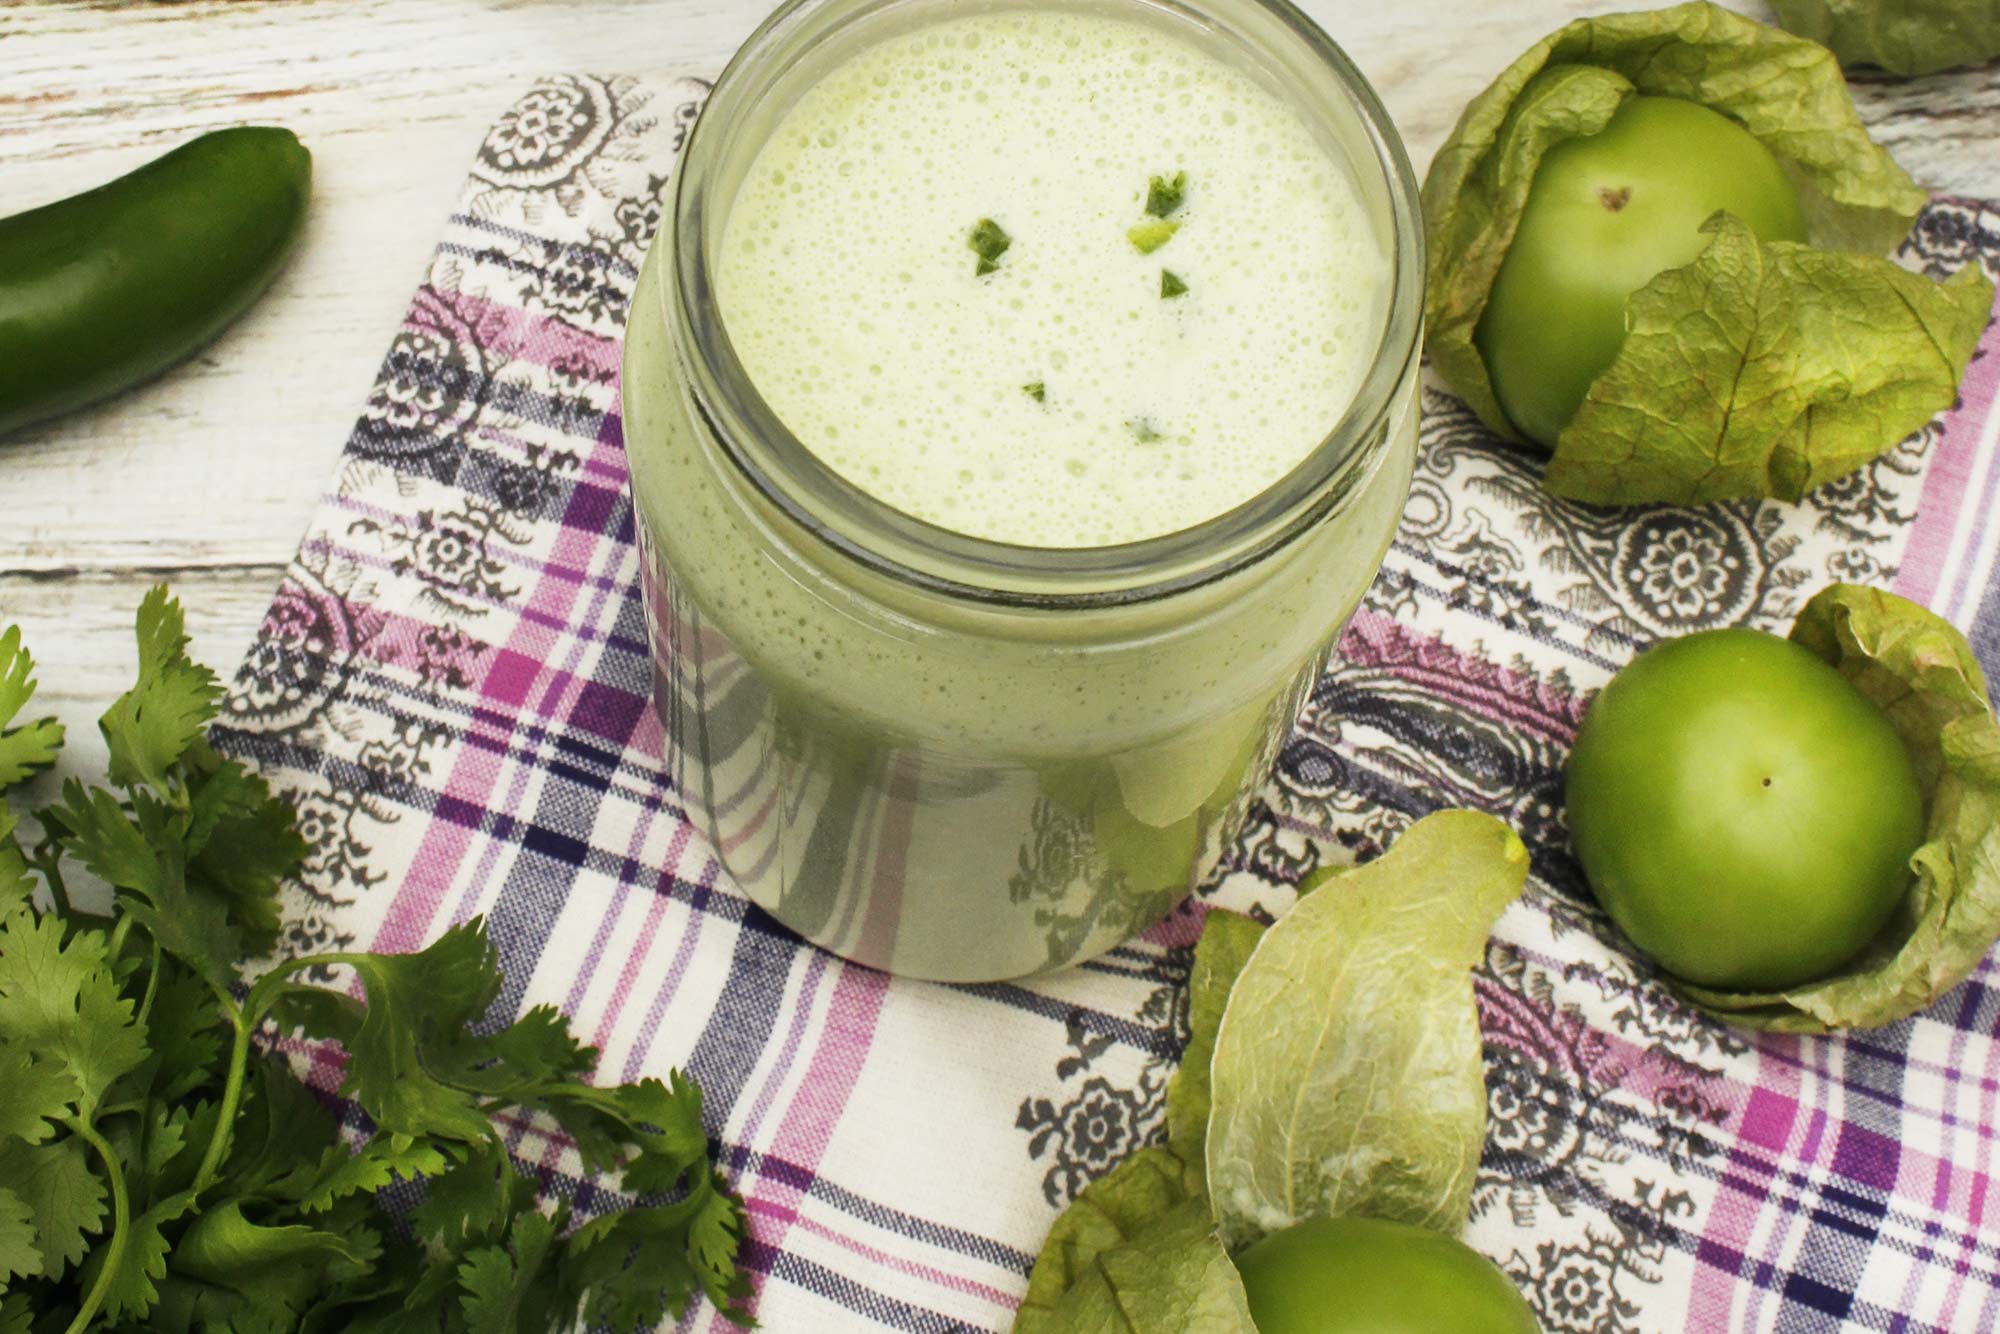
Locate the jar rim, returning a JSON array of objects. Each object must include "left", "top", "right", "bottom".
[{"left": 665, "top": 0, "right": 1424, "bottom": 610}]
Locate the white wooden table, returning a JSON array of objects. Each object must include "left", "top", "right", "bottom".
[{"left": 4, "top": 0, "right": 1998, "bottom": 784}]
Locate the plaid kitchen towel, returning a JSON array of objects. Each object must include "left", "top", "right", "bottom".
[{"left": 212, "top": 74, "right": 2000, "bottom": 1333}]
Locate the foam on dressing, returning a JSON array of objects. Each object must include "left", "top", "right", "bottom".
[{"left": 717, "top": 8, "right": 1387, "bottom": 548}]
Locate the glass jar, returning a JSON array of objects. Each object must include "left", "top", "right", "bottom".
[{"left": 622, "top": 0, "right": 1423, "bottom": 981}]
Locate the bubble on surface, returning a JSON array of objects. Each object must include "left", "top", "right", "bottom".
[{"left": 717, "top": 7, "right": 1387, "bottom": 548}]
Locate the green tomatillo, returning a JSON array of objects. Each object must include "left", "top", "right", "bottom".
[
  {"left": 1475, "top": 95, "right": 1808, "bottom": 448},
  {"left": 1565, "top": 627, "right": 1924, "bottom": 992},
  {"left": 1233, "top": 1216, "right": 1539, "bottom": 1334}
]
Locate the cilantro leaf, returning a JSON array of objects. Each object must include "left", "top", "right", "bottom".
[
  {"left": 0, "top": 909, "right": 148, "bottom": 1115},
  {"left": 0, "top": 1040, "right": 80, "bottom": 1146},
  {"left": 173, "top": 1198, "right": 373, "bottom": 1318},
  {"left": 431, "top": 1002, "right": 599, "bottom": 1100},
  {"left": 55, "top": 757, "right": 297, "bottom": 982},
  {"left": 569, "top": 1170, "right": 754, "bottom": 1331},
  {"left": 260, "top": 974, "right": 365, "bottom": 1048},
  {"left": 140, "top": 1100, "right": 197, "bottom": 1187},
  {"left": 145, "top": 1273, "right": 297, "bottom": 1333},
  {"left": 524, "top": 1074, "right": 753, "bottom": 1329},
  {"left": 1, "top": 594, "right": 756, "bottom": 1332},
  {"left": 524, "top": 1072, "right": 712, "bottom": 1192},
  {"left": 262, "top": 923, "right": 625, "bottom": 1161},
  {"left": 1145, "top": 171, "right": 1187, "bottom": 219},
  {"left": 0, "top": 625, "right": 63, "bottom": 790},
  {"left": 396, "top": 1152, "right": 554, "bottom": 1330},
  {"left": 1024, "top": 381, "right": 1046, "bottom": 403},
  {"left": 687, "top": 1177, "right": 754, "bottom": 1314},
  {"left": 566, "top": 1208, "right": 704, "bottom": 1332},
  {"left": 1127, "top": 219, "right": 1179, "bottom": 254},
  {"left": 256, "top": 921, "right": 508, "bottom": 1145},
  {"left": 601, "top": 1073, "right": 711, "bottom": 1196},
  {"left": 0, "top": 1137, "right": 107, "bottom": 1281},
  {"left": 457, "top": 1207, "right": 562, "bottom": 1334},
  {"left": 219, "top": 1057, "right": 332, "bottom": 1200},
  {"left": 526, "top": 1072, "right": 703, "bottom": 1183},
  {"left": 126, "top": 960, "right": 230, "bottom": 1106},
  {"left": 969, "top": 218, "right": 1012, "bottom": 276},
  {"left": 52, "top": 781, "right": 241, "bottom": 990},
  {"left": 182, "top": 741, "right": 285, "bottom": 856},
  {"left": 1160, "top": 270, "right": 1188, "bottom": 299},
  {"left": 82, "top": 1187, "right": 194, "bottom": 1324},
  {"left": 98, "top": 586, "right": 221, "bottom": 791},
  {"left": 408, "top": 1144, "right": 523, "bottom": 1251},
  {"left": 51, "top": 780, "right": 167, "bottom": 893},
  {"left": 0, "top": 801, "right": 31, "bottom": 912},
  {"left": 148, "top": 1104, "right": 226, "bottom": 1214},
  {"left": 558, "top": 1073, "right": 752, "bottom": 1333},
  {"left": 297, "top": 1133, "right": 451, "bottom": 1214},
  {"left": 0, "top": 1186, "right": 41, "bottom": 1283},
  {"left": 185, "top": 753, "right": 304, "bottom": 956},
  {"left": 387, "top": 1242, "right": 469, "bottom": 1333}
]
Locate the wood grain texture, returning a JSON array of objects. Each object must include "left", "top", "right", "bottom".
[{"left": 3, "top": 0, "right": 1998, "bottom": 745}]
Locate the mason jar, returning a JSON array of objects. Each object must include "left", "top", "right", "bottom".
[{"left": 622, "top": 0, "right": 1422, "bottom": 981}]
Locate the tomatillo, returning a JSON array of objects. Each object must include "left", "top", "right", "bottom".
[
  {"left": 1566, "top": 628, "right": 1924, "bottom": 992},
  {"left": 1233, "top": 1216, "right": 1538, "bottom": 1334},
  {"left": 1475, "top": 95, "right": 1808, "bottom": 448}
]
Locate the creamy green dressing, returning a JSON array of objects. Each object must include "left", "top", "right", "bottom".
[{"left": 717, "top": 7, "right": 1386, "bottom": 547}]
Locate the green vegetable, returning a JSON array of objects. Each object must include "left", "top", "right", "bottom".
[
  {"left": 1144, "top": 173, "right": 1187, "bottom": 220},
  {"left": 1159, "top": 271, "right": 1188, "bottom": 300},
  {"left": 1013, "top": 1144, "right": 1206, "bottom": 1334},
  {"left": 1566, "top": 626, "right": 1926, "bottom": 992},
  {"left": 1420, "top": 2, "right": 1981, "bottom": 504},
  {"left": 1546, "top": 213, "right": 1992, "bottom": 504},
  {"left": 1678, "top": 584, "right": 2000, "bottom": 1031},
  {"left": 0, "top": 127, "right": 311, "bottom": 439},
  {"left": 1206, "top": 810, "right": 1526, "bottom": 1248},
  {"left": 1127, "top": 221, "right": 1179, "bottom": 255},
  {"left": 1024, "top": 382, "right": 1047, "bottom": 402},
  {"left": 1013, "top": 812, "right": 1529, "bottom": 1332},
  {"left": 1233, "top": 1216, "right": 1539, "bottom": 1334},
  {"left": 970, "top": 218, "right": 1012, "bottom": 276},
  {"left": 0, "top": 627, "right": 64, "bottom": 789},
  {"left": 1770, "top": 0, "right": 2000, "bottom": 75},
  {"left": 1474, "top": 95, "right": 1808, "bottom": 449},
  {"left": 0, "top": 589, "right": 752, "bottom": 1331},
  {"left": 1012, "top": 1169, "right": 1253, "bottom": 1334},
  {"left": 1161, "top": 912, "right": 1264, "bottom": 1163}
]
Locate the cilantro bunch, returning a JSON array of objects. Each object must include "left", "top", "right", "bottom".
[{"left": 0, "top": 588, "right": 753, "bottom": 1332}]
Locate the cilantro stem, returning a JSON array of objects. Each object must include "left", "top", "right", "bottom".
[
  {"left": 64, "top": 1118, "right": 128, "bottom": 1334},
  {"left": 187, "top": 952, "right": 326, "bottom": 1197},
  {"left": 107, "top": 913, "right": 134, "bottom": 962},
  {"left": 31, "top": 835, "right": 71, "bottom": 917},
  {"left": 189, "top": 984, "right": 250, "bottom": 1196},
  {"left": 134, "top": 942, "right": 163, "bottom": 1029}
]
